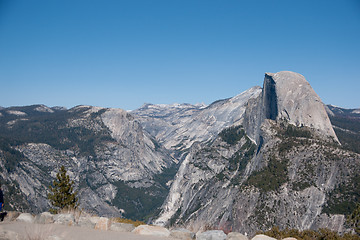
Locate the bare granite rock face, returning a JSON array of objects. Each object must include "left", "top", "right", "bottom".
[
  {"left": 0, "top": 72, "right": 358, "bottom": 236},
  {"left": 132, "top": 87, "right": 261, "bottom": 160},
  {"left": 100, "top": 108, "right": 173, "bottom": 182},
  {"left": 0, "top": 105, "right": 175, "bottom": 219},
  {"left": 154, "top": 72, "right": 359, "bottom": 235},
  {"left": 244, "top": 71, "right": 338, "bottom": 144},
  {"left": 264, "top": 72, "right": 338, "bottom": 142}
]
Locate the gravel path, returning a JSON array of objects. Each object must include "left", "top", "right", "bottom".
[{"left": 0, "top": 221, "right": 176, "bottom": 240}]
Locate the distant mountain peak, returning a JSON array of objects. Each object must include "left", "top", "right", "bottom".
[
  {"left": 265, "top": 71, "right": 306, "bottom": 82},
  {"left": 34, "top": 105, "right": 55, "bottom": 113},
  {"left": 139, "top": 102, "right": 207, "bottom": 111}
]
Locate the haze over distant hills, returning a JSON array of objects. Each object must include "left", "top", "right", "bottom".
[{"left": 0, "top": 71, "right": 359, "bottom": 235}]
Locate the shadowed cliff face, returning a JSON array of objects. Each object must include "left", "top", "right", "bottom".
[{"left": 263, "top": 74, "right": 278, "bottom": 121}]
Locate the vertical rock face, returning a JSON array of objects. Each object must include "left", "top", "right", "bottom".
[
  {"left": 244, "top": 71, "right": 339, "bottom": 145},
  {"left": 264, "top": 72, "right": 338, "bottom": 142},
  {"left": 154, "top": 71, "right": 359, "bottom": 235}
]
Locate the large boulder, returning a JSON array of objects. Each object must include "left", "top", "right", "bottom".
[
  {"left": 34, "top": 212, "right": 54, "bottom": 224},
  {"left": 2, "top": 211, "right": 20, "bottom": 222},
  {"left": 132, "top": 225, "right": 171, "bottom": 237},
  {"left": 110, "top": 222, "right": 135, "bottom": 232},
  {"left": 227, "top": 232, "right": 248, "bottom": 240},
  {"left": 77, "top": 216, "right": 100, "bottom": 229},
  {"left": 196, "top": 230, "right": 227, "bottom": 240},
  {"left": 170, "top": 228, "right": 195, "bottom": 240},
  {"left": 16, "top": 213, "right": 34, "bottom": 223},
  {"left": 94, "top": 217, "right": 111, "bottom": 230},
  {"left": 53, "top": 213, "right": 75, "bottom": 226},
  {"left": 251, "top": 235, "right": 277, "bottom": 240}
]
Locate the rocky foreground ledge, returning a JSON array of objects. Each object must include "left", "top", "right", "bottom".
[{"left": 0, "top": 211, "right": 294, "bottom": 240}]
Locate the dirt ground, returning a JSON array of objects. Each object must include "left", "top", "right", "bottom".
[{"left": 0, "top": 221, "right": 176, "bottom": 240}]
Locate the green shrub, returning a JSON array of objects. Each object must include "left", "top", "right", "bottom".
[
  {"left": 219, "top": 125, "right": 245, "bottom": 145},
  {"left": 347, "top": 203, "right": 360, "bottom": 235},
  {"left": 245, "top": 156, "right": 288, "bottom": 192},
  {"left": 284, "top": 125, "right": 312, "bottom": 138},
  {"left": 323, "top": 174, "right": 360, "bottom": 216}
]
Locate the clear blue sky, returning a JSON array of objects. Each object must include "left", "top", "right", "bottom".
[{"left": 1, "top": 0, "right": 359, "bottom": 110}]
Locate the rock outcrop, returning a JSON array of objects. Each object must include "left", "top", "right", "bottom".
[
  {"left": 16, "top": 213, "right": 34, "bottom": 223},
  {"left": 265, "top": 72, "right": 338, "bottom": 141},
  {"left": 154, "top": 71, "right": 359, "bottom": 235},
  {"left": 196, "top": 230, "right": 227, "bottom": 240},
  {"left": 244, "top": 71, "right": 339, "bottom": 144},
  {"left": 6, "top": 210, "right": 347, "bottom": 240},
  {"left": 170, "top": 228, "right": 196, "bottom": 240},
  {"left": 132, "top": 225, "right": 171, "bottom": 237}
]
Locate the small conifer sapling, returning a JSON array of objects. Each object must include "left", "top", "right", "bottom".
[{"left": 48, "top": 165, "right": 78, "bottom": 213}]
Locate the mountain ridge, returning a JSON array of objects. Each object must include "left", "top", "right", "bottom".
[
  {"left": 0, "top": 104, "right": 176, "bottom": 219},
  {"left": 0, "top": 71, "right": 359, "bottom": 235},
  {"left": 152, "top": 71, "right": 359, "bottom": 234},
  {"left": 132, "top": 86, "right": 262, "bottom": 159}
]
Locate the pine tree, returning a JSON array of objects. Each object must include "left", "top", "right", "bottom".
[{"left": 48, "top": 165, "right": 78, "bottom": 213}]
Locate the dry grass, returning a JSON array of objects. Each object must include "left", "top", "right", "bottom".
[
  {"left": 25, "top": 224, "right": 55, "bottom": 240},
  {"left": 58, "top": 207, "right": 95, "bottom": 222},
  {"left": 111, "top": 217, "right": 146, "bottom": 227},
  {"left": 259, "top": 226, "right": 360, "bottom": 240}
]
